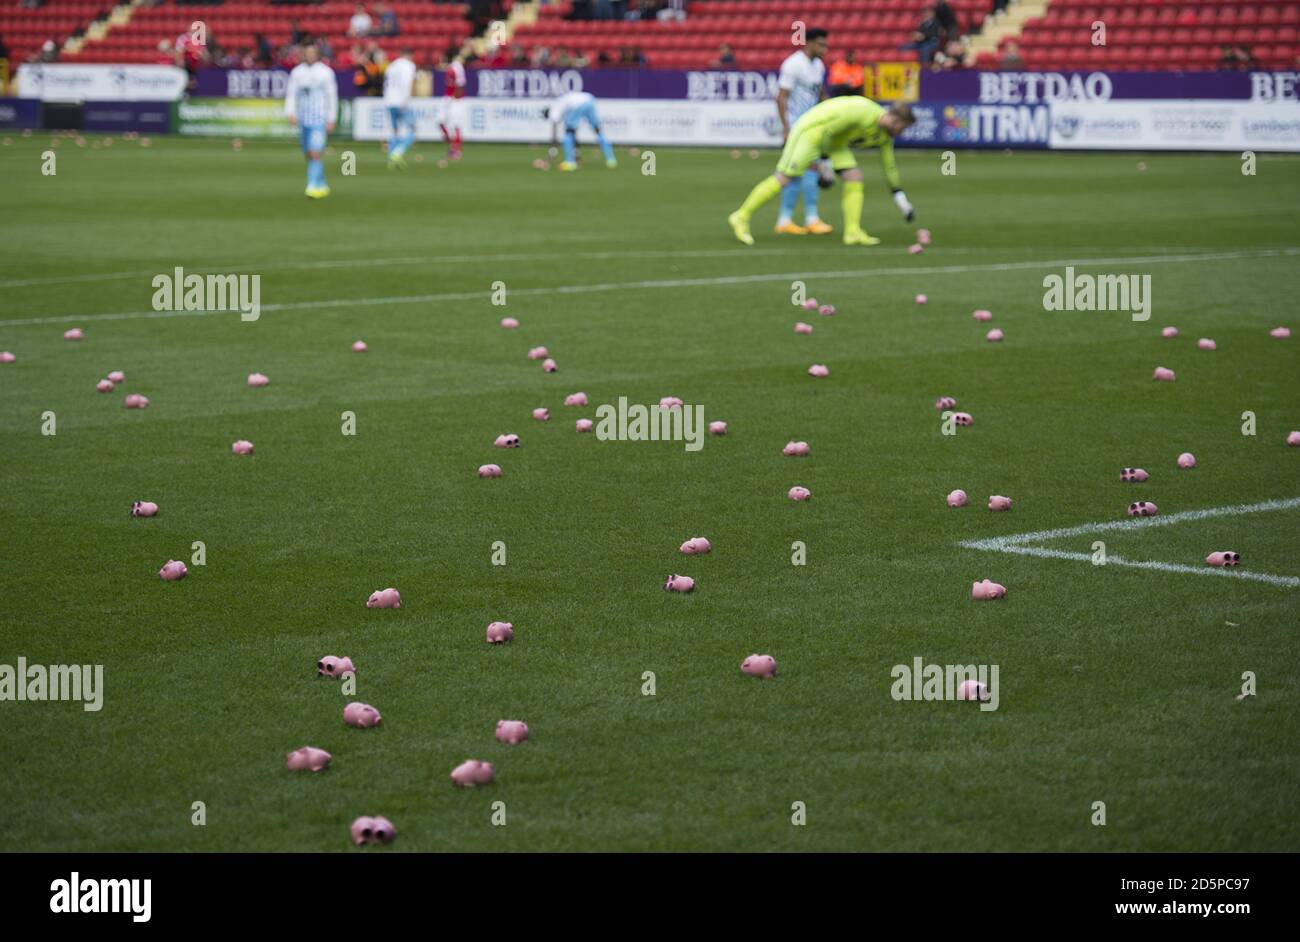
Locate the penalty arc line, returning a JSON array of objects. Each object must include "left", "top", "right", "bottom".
[{"left": 1, "top": 248, "right": 1296, "bottom": 328}]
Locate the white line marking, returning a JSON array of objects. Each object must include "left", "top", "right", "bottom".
[
  {"left": 958, "top": 497, "right": 1300, "bottom": 588},
  {"left": 3, "top": 249, "right": 1295, "bottom": 328}
]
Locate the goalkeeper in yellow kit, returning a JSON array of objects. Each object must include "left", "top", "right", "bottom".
[{"left": 729, "top": 97, "right": 916, "bottom": 246}]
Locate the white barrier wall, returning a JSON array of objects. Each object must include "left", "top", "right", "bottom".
[{"left": 17, "top": 64, "right": 189, "bottom": 102}]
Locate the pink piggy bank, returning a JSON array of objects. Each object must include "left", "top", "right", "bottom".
[
  {"left": 807, "top": 364, "right": 829, "bottom": 377},
  {"left": 1197, "top": 338, "right": 1216, "bottom": 351},
  {"left": 741, "top": 654, "right": 777, "bottom": 678},
  {"left": 247, "top": 372, "right": 270, "bottom": 387},
  {"left": 818, "top": 304, "right": 835, "bottom": 316},
  {"left": 286, "top": 747, "right": 332, "bottom": 772},
  {"left": 366, "top": 587, "right": 401, "bottom": 609},
  {"left": 972, "top": 310, "right": 991, "bottom": 321},
  {"left": 575, "top": 419, "right": 594, "bottom": 433},
  {"left": 317, "top": 655, "right": 355, "bottom": 678},
  {"left": 659, "top": 396, "right": 683, "bottom": 410},
  {"left": 131, "top": 501, "right": 159, "bottom": 517},
  {"left": 952, "top": 412, "right": 973, "bottom": 426},
  {"left": 231, "top": 440, "right": 254, "bottom": 455},
  {"left": 801, "top": 298, "right": 819, "bottom": 310},
  {"left": 946, "top": 489, "right": 967, "bottom": 508},
  {"left": 988, "top": 495, "right": 1012, "bottom": 512},
  {"left": 107, "top": 370, "right": 125, "bottom": 383},
  {"left": 1288, "top": 432, "right": 1300, "bottom": 447},
  {"left": 500, "top": 317, "right": 519, "bottom": 329},
  {"left": 352, "top": 340, "right": 368, "bottom": 352},
  {"left": 495, "top": 720, "right": 530, "bottom": 745},
  {"left": 343, "top": 702, "right": 382, "bottom": 728},
  {"left": 124, "top": 394, "right": 149, "bottom": 409},
  {"left": 917, "top": 229, "right": 932, "bottom": 245},
  {"left": 0, "top": 352, "right": 15, "bottom": 363},
  {"left": 494, "top": 433, "right": 520, "bottom": 448},
  {"left": 1161, "top": 326, "right": 1178, "bottom": 338},
  {"left": 1177, "top": 452, "right": 1196, "bottom": 468},
  {"left": 935, "top": 396, "right": 956, "bottom": 410},
  {"left": 1205, "top": 551, "right": 1240, "bottom": 567},
  {"left": 1270, "top": 326, "right": 1291, "bottom": 339},
  {"left": 1127, "top": 501, "right": 1158, "bottom": 517},
  {"left": 486, "top": 621, "right": 514, "bottom": 643},
  {"left": 971, "top": 579, "right": 1006, "bottom": 600},
  {"left": 526, "top": 346, "right": 548, "bottom": 360},
  {"left": 788, "top": 486, "right": 811, "bottom": 501},
  {"left": 663, "top": 574, "right": 695, "bottom": 593},
  {"left": 158, "top": 560, "right": 187, "bottom": 581},
  {"left": 794, "top": 322, "right": 814, "bottom": 334},
  {"left": 957, "top": 680, "right": 989, "bottom": 702},
  {"left": 1153, "top": 367, "right": 1176, "bottom": 382},
  {"left": 564, "top": 392, "right": 588, "bottom": 407},
  {"left": 679, "top": 536, "right": 711, "bottom": 555},
  {"left": 532, "top": 407, "right": 549, "bottom": 421},
  {"left": 478, "top": 464, "right": 503, "bottom": 478},
  {"left": 450, "top": 759, "right": 495, "bottom": 787},
  {"left": 96, "top": 379, "right": 114, "bottom": 393},
  {"left": 350, "top": 815, "right": 395, "bottom": 845},
  {"left": 1120, "top": 468, "right": 1148, "bottom": 482},
  {"left": 64, "top": 328, "right": 84, "bottom": 341},
  {"left": 708, "top": 421, "right": 727, "bottom": 435},
  {"left": 986, "top": 329, "right": 1004, "bottom": 342},
  {"left": 783, "top": 441, "right": 810, "bottom": 457},
  {"left": 542, "top": 358, "right": 557, "bottom": 373}
]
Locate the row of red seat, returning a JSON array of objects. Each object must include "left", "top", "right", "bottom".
[
  {"left": 1044, "top": 6, "right": 1299, "bottom": 24},
  {"left": 1015, "top": 27, "right": 1298, "bottom": 44}
]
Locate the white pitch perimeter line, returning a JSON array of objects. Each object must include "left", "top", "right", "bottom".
[
  {"left": 2, "top": 249, "right": 1295, "bottom": 328},
  {"left": 958, "top": 496, "right": 1300, "bottom": 588}
]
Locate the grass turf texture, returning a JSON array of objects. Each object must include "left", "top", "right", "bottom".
[{"left": 1, "top": 136, "right": 1298, "bottom": 852}]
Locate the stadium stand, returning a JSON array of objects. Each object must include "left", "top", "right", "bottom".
[{"left": 2, "top": 0, "right": 1298, "bottom": 72}]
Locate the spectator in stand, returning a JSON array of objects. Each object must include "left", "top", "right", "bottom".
[
  {"left": 657, "top": 0, "right": 686, "bottom": 22},
  {"left": 573, "top": 50, "right": 590, "bottom": 68},
  {"left": 554, "top": 46, "right": 573, "bottom": 67},
  {"left": 899, "top": 4, "right": 942, "bottom": 65},
  {"left": 155, "top": 39, "right": 175, "bottom": 65},
  {"left": 1000, "top": 40, "right": 1023, "bottom": 69},
  {"left": 1218, "top": 45, "right": 1256, "bottom": 71},
  {"left": 374, "top": 3, "right": 399, "bottom": 37},
  {"left": 348, "top": 4, "right": 373, "bottom": 39},
  {"left": 991, "top": 0, "right": 1010, "bottom": 14},
  {"left": 0, "top": 34, "right": 9, "bottom": 63},
  {"left": 629, "top": 0, "right": 660, "bottom": 22},
  {"left": 290, "top": 20, "right": 306, "bottom": 45},
  {"left": 510, "top": 44, "right": 528, "bottom": 66},
  {"left": 933, "top": 0, "right": 959, "bottom": 45},
  {"left": 712, "top": 43, "right": 737, "bottom": 68},
  {"left": 827, "top": 50, "right": 864, "bottom": 96},
  {"left": 936, "top": 38, "right": 967, "bottom": 70},
  {"left": 619, "top": 46, "right": 646, "bottom": 67},
  {"left": 532, "top": 45, "right": 552, "bottom": 67},
  {"left": 254, "top": 32, "right": 274, "bottom": 65}
]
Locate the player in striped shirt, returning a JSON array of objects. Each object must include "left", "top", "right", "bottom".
[{"left": 284, "top": 41, "right": 339, "bottom": 199}]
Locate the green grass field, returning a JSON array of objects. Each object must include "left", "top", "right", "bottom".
[{"left": 1, "top": 134, "right": 1298, "bottom": 852}]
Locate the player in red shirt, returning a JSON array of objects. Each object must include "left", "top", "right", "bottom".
[{"left": 440, "top": 56, "right": 467, "bottom": 160}]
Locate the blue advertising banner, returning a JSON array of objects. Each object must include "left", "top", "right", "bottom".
[
  {"left": 0, "top": 97, "right": 42, "bottom": 129},
  {"left": 899, "top": 102, "right": 1051, "bottom": 149}
]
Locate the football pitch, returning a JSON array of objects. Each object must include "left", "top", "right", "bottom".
[{"left": 1, "top": 135, "right": 1297, "bottom": 852}]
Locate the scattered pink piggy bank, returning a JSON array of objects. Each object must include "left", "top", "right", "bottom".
[
  {"left": 1120, "top": 468, "right": 1148, "bottom": 482},
  {"left": 1288, "top": 431, "right": 1300, "bottom": 447},
  {"left": 935, "top": 396, "right": 956, "bottom": 410},
  {"left": 124, "top": 394, "right": 149, "bottom": 409},
  {"left": 915, "top": 294, "right": 927, "bottom": 305},
  {"left": 352, "top": 340, "right": 368, "bottom": 352},
  {"left": 450, "top": 760, "right": 495, "bottom": 788},
  {"left": 526, "top": 346, "right": 548, "bottom": 360},
  {"left": 952, "top": 412, "right": 973, "bottom": 426},
  {"left": 231, "top": 440, "right": 254, "bottom": 455},
  {"left": 741, "top": 654, "right": 777, "bottom": 678},
  {"left": 478, "top": 464, "right": 503, "bottom": 478},
  {"left": 532, "top": 407, "right": 549, "bottom": 421},
  {"left": 1205, "top": 551, "right": 1240, "bottom": 567},
  {"left": 917, "top": 229, "right": 932, "bottom": 245},
  {"left": 807, "top": 364, "right": 829, "bottom": 377},
  {"left": 957, "top": 680, "right": 989, "bottom": 702},
  {"left": 988, "top": 495, "right": 1012, "bottom": 511},
  {"left": 64, "top": 328, "right": 84, "bottom": 341},
  {"left": 659, "top": 396, "right": 683, "bottom": 410},
  {"left": 131, "top": 501, "right": 159, "bottom": 517},
  {"left": 1153, "top": 367, "right": 1176, "bottom": 381},
  {"left": 367, "top": 587, "right": 401, "bottom": 609},
  {"left": 500, "top": 317, "right": 519, "bottom": 329},
  {"left": 343, "top": 702, "right": 382, "bottom": 728},
  {"left": 96, "top": 379, "right": 114, "bottom": 393},
  {"left": 1161, "top": 326, "right": 1178, "bottom": 338},
  {"left": 495, "top": 720, "right": 530, "bottom": 745},
  {"left": 575, "top": 419, "right": 594, "bottom": 432},
  {"left": 158, "top": 560, "right": 188, "bottom": 581},
  {"left": 801, "top": 298, "right": 819, "bottom": 310},
  {"left": 286, "top": 747, "right": 332, "bottom": 772},
  {"left": 663, "top": 574, "right": 695, "bottom": 593},
  {"left": 564, "top": 392, "right": 588, "bottom": 407},
  {"left": 247, "top": 372, "right": 270, "bottom": 387},
  {"left": 1197, "top": 338, "right": 1216, "bottom": 351},
  {"left": 679, "top": 536, "right": 711, "bottom": 555},
  {"left": 0, "top": 352, "right": 15, "bottom": 363},
  {"left": 1127, "top": 501, "right": 1158, "bottom": 517},
  {"left": 794, "top": 322, "right": 814, "bottom": 334},
  {"left": 494, "top": 433, "right": 520, "bottom": 448},
  {"left": 908, "top": 243, "right": 923, "bottom": 255},
  {"left": 972, "top": 309, "right": 991, "bottom": 321},
  {"left": 350, "top": 815, "right": 396, "bottom": 845},
  {"left": 971, "top": 579, "right": 1006, "bottom": 600},
  {"left": 1270, "top": 326, "right": 1291, "bottom": 339},
  {"left": 783, "top": 441, "right": 810, "bottom": 456},
  {"left": 788, "top": 486, "right": 811, "bottom": 501},
  {"left": 107, "top": 370, "right": 124, "bottom": 383},
  {"left": 542, "top": 358, "right": 557, "bottom": 373},
  {"left": 947, "top": 489, "right": 967, "bottom": 508},
  {"left": 1177, "top": 452, "right": 1196, "bottom": 468},
  {"left": 486, "top": 621, "right": 514, "bottom": 643},
  {"left": 317, "top": 655, "right": 355, "bottom": 678},
  {"left": 986, "top": 328, "right": 1004, "bottom": 342},
  {"left": 818, "top": 304, "right": 835, "bottom": 316},
  {"left": 708, "top": 421, "right": 727, "bottom": 435}
]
